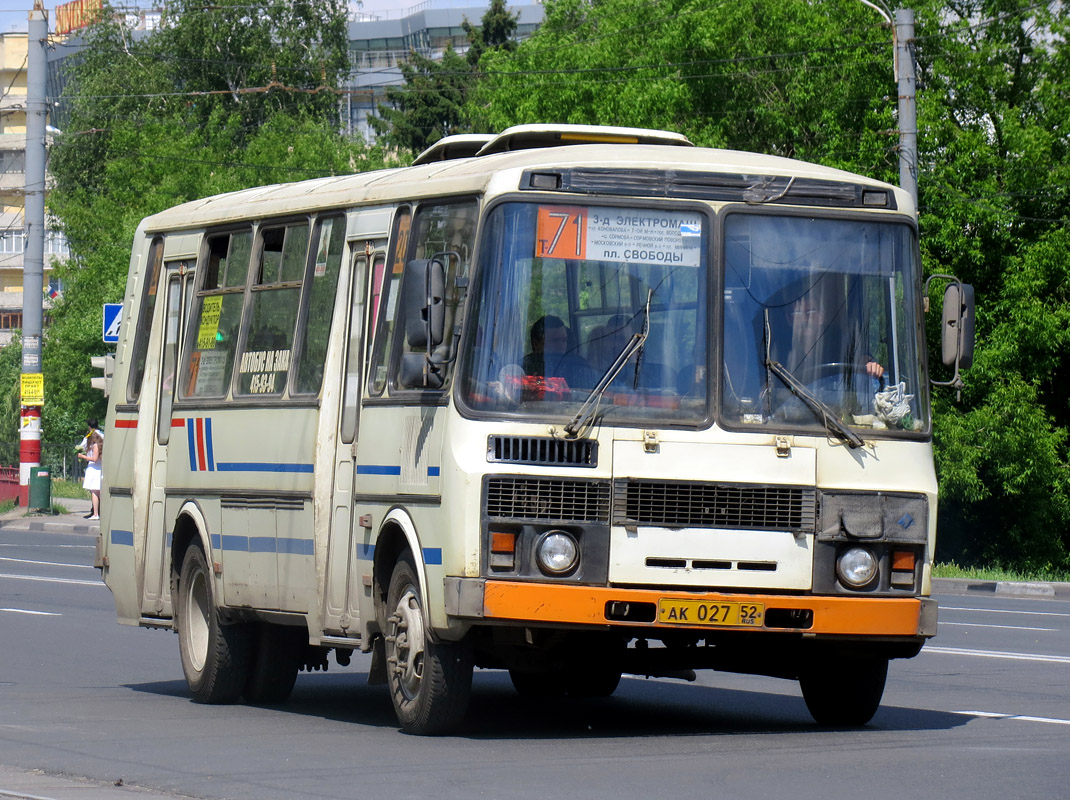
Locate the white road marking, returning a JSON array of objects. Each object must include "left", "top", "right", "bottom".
[
  {"left": 939, "top": 621, "right": 1055, "bottom": 632},
  {"left": 941, "top": 605, "right": 1070, "bottom": 618},
  {"left": 0, "top": 572, "right": 104, "bottom": 588},
  {"left": 952, "top": 710, "right": 1070, "bottom": 726},
  {"left": 0, "top": 557, "right": 95, "bottom": 570},
  {"left": 924, "top": 645, "right": 1070, "bottom": 664},
  {"left": 0, "top": 608, "right": 61, "bottom": 617}
]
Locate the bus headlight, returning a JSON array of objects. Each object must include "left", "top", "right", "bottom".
[
  {"left": 836, "top": 547, "right": 878, "bottom": 588},
  {"left": 535, "top": 530, "right": 579, "bottom": 576}
]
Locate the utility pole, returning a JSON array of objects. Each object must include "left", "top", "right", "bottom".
[
  {"left": 20, "top": 1, "right": 48, "bottom": 506},
  {"left": 895, "top": 8, "right": 918, "bottom": 212},
  {"left": 857, "top": 3, "right": 918, "bottom": 213}
]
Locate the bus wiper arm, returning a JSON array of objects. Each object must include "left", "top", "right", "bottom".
[
  {"left": 564, "top": 330, "right": 647, "bottom": 438},
  {"left": 564, "top": 291, "right": 653, "bottom": 439},
  {"left": 765, "top": 358, "right": 865, "bottom": 449}
]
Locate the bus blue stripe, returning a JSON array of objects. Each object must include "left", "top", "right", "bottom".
[
  {"left": 278, "top": 538, "right": 315, "bottom": 555},
  {"left": 427, "top": 467, "right": 440, "bottom": 477},
  {"left": 205, "top": 417, "right": 215, "bottom": 471},
  {"left": 215, "top": 462, "right": 314, "bottom": 473},
  {"left": 110, "top": 529, "right": 134, "bottom": 546},
  {"left": 356, "top": 465, "right": 402, "bottom": 475},
  {"left": 186, "top": 420, "right": 197, "bottom": 471},
  {"left": 221, "top": 534, "right": 248, "bottom": 551},
  {"left": 248, "top": 537, "right": 275, "bottom": 553},
  {"left": 354, "top": 543, "right": 440, "bottom": 566}
]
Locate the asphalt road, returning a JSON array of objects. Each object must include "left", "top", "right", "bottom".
[{"left": 2, "top": 523, "right": 1069, "bottom": 800}]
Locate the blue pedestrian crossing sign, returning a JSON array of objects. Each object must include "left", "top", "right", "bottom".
[{"left": 103, "top": 303, "right": 123, "bottom": 343}]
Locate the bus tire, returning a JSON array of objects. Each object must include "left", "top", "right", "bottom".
[
  {"left": 384, "top": 554, "right": 473, "bottom": 735},
  {"left": 799, "top": 656, "right": 888, "bottom": 726},
  {"left": 176, "top": 544, "right": 252, "bottom": 704},
  {"left": 243, "top": 623, "right": 303, "bottom": 705}
]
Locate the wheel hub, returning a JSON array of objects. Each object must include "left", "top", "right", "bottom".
[{"left": 388, "top": 588, "right": 425, "bottom": 699}]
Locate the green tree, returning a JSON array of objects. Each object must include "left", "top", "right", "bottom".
[
  {"left": 463, "top": 0, "right": 519, "bottom": 68},
  {"left": 370, "top": 0, "right": 521, "bottom": 157},
  {"left": 370, "top": 44, "right": 471, "bottom": 155}
]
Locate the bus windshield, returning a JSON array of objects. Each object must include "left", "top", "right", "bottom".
[
  {"left": 721, "top": 212, "right": 928, "bottom": 435},
  {"left": 461, "top": 201, "right": 709, "bottom": 426}
]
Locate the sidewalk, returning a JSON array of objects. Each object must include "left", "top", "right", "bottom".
[
  {"left": 0, "top": 764, "right": 183, "bottom": 800},
  {"left": 0, "top": 495, "right": 98, "bottom": 536}
]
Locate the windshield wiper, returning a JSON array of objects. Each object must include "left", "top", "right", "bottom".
[
  {"left": 762, "top": 310, "right": 864, "bottom": 449},
  {"left": 564, "top": 291, "right": 652, "bottom": 439}
]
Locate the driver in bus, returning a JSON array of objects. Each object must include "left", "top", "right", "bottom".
[
  {"left": 523, "top": 315, "right": 598, "bottom": 389},
  {"left": 768, "top": 277, "right": 884, "bottom": 386}
]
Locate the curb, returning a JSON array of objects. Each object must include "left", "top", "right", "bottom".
[{"left": 933, "top": 577, "right": 1069, "bottom": 599}]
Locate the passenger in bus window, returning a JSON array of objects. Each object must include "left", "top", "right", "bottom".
[{"left": 522, "top": 315, "right": 597, "bottom": 390}]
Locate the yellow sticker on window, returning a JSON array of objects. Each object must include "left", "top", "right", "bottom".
[{"left": 196, "top": 295, "right": 223, "bottom": 349}]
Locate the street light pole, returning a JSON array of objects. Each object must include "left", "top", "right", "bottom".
[{"left": 20, "top": 1, "right": 48, "bottom": 506}]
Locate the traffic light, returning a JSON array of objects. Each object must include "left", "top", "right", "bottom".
[{"left": 91, "top": 354, "right": 115, "bottom": 396}]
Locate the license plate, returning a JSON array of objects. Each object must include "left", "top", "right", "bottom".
[{"left": 657, "top": 599, "right": 764, "bottom": 627}]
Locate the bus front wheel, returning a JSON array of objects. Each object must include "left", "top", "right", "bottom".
[
  {"left": 384, "top": 555, "right": 473, "bottom": 735},
  {"left": 176, "top": 545, "right": 252, "bottom": 703},
  {"left": 799, "top": 656, "right": 888, "bottom": 726}
]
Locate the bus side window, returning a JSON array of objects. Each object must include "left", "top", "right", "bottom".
[
  {"left": 235, "top": 222, "right": 308, "bottom": 396},
  {"left": 127, "top": 237, "right": 165, "bottom": 403},
  {"left": 181, "top": 230, "right": 251, "bottom": 399},
  {"left": 394, "top": 199, "right": 478, "bottom": 391},
  {"left": 368, "top": 207, "right": 411, "bottom": 396},
  {"left": 294, "top": 216, "right": 346, "bottom": 395}
]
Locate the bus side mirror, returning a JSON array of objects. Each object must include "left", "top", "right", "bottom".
[
  {"left": 403, "top": 258, "right": 445, "bottom": 350},
  {"left": 941, "top": 282, "right": 975, "bottom": 370},
  {"left": 399, "top": 258, "right": 446, "bottom": 389}
]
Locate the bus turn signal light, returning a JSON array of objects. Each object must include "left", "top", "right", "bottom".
[{"left": 490, "top": 531, "right": 516, "bottom": 570}]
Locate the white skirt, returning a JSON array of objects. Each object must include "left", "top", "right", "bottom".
[{"left": 83, "top": 462, "right": 102, "bottom": 492}]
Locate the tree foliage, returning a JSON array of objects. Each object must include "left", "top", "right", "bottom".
[
  {"left": 370, "top": 0, "right": 522, "bottom": 157},
  {"left": 370, "top": 45, "right": 471, "bottom": 154},
  {"left": 27, "top": 0, "right": 387, "bottom": 453}
]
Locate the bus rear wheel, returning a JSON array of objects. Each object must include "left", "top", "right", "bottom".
[
  {"left": 176, "top": 544, "right": 252, "bottom": 703},
  {"left": 244, "top": 623, "right": 304, "bottom": 705},
  {"left": 799, "top": 656, "right": 888, "bottom": 726},
  {"left": 384, "top": 555, "right": 473, "bottom": 735}
]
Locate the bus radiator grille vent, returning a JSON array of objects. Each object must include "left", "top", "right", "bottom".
[
  {"left": 487, "top": 436, "right": 597, "bottom": 468},
  {"left": 613, "top": 480, "right": 816, "bottom": 532},
  {"left": 484, "top": 476, "right": 611, "bottom": 523}
]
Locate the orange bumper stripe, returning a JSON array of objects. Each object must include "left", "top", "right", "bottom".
[{"left": 482, "top": 581, "right": 922, "bottom": 636}]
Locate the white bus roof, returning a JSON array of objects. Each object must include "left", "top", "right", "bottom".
[{"left": 140, "top": 132, "right": 911, "bottom": 233}]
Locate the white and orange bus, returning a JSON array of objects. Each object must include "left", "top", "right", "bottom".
[{"left": 97, "top": 124, "right": 972, "bottom": 734}]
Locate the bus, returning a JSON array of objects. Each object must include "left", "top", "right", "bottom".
[{"left": 97, "top": 124, "right": 974, "bottom": 735}]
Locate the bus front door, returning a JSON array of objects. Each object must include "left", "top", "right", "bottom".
[
  {"left": 141, "top": 264, "right": 191, "bottom": 618},
  {"left": 323, "top": 240, "right": 387, "bottom": 637}
]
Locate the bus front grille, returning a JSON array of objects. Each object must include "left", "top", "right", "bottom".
[
  {"left": 487, "top": 435, "right": 598, "bottom": 468},
  {"left": 484, "top": 476, "right": 611, "bottom": 522},
  {"left": 613, "top": 480, "right": 816, "bottom": 532}
]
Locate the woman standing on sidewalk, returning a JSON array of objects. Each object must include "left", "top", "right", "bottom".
[{"left": 78, "top": 427, "right": 103, "bottom": 521}]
